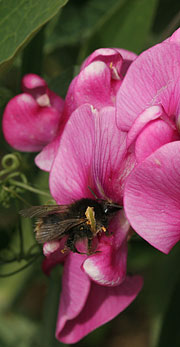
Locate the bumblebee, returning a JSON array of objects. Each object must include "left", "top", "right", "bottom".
[{"left": 20, "top": 198, "right": 121, "bottom": 254}]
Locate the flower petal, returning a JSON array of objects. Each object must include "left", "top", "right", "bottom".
[
  {"left": 48, "top": 89, "right": 64, "bottom": 113},
  {"left": 56, "top": 274, "right": 143, "bottom": 343},
  {"left": 81, "top": 48, "right": 123, "bottom": 70},
  {"left": 116, "top": 42, "right": 180, "bottom": 131},
  {"left": 115, "top": 48, "right": 137, "bottom": 77},
  {"left": 124, "top": 141, "right": 180, "bottom": 253},
  {"left": 83, "top": 210, "right": 129, "bottom": 286},
  {"left": 22, "top": 73, "right": 46, "bottom": 91},
  {"left": 166, "top": 28, "right": 180, "bottom": 44},
  {"left": 35, "top": 134, "right": 61, "bottom": 171},
  {"left": 127, "top": 105, "right": 165, "bottom": 148},
  {"left": 93, "top": 106, "right": 134, "bottom": 202},
  {"left": 42, "top": 239, "right": 67, "bottom": 276},
  {"left": 74, "top": 61, "right": 113, "bottom": 109},
  {"left": 50, "top": 104, "right": 95, "bottom": 204},
  {"left": 56, "top": 253, "right": 91, "bottom": 334},
  {"left": 135, "top": 119, "right": 178, "bottom": 162},
  {"left": 3, "top": 93, "right": 61, "bottom": 151}
]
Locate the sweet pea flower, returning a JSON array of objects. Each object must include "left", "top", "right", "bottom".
[
  {"left": 2, "top": 49, "right": 136, "bottom": 171},
  {"left": 116, "top": 28, "right": 180, "bottom": 253},
  {"left": 35, "top": 48, "right": 137, "bottom": 171},
  {"left": 2, "top": 73, "right": 64, "bottom": 151},
  {"left": 43, "top": 103, "right": 143, "bottom": 343}
]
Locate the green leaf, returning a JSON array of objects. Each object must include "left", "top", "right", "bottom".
[
  {"left": 0, "top": 0, "right": 68, "bottom": 74},
  {"left": 45, "top": 0, "right": 124, "bottom": 52},
  {"left": 82, "top": 0, "right": 158, "bottom": 58}
]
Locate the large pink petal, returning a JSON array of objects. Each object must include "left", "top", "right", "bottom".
[
  {"left": 56, "top": 253, "right": 91, "bottom": 334},
  {"left": 83, "top": 211, "right": 129, "bottom": 286},
  {"left": 124, "top": 141, "right": 180, "bottom": 253},
  {"left": 56, "top": 274, "right": 143, "bottom": 343},
  {"left": 135, "top": 119, "right": 178, "bottom": 162},
  {"left": 2, "top": 94, "right": 61, "bottom": 151},
  {"left": 74, "top": 61, "right": 113, "bottom": 109},
  {"left": 93, "top": 106, "right": 134, "bottom": 203},
  {"left": 50, "top": 104, "right": 95, "bottom": 204},
  {"left": 116, "top": 42, "right": 180, "bottom": 131}
]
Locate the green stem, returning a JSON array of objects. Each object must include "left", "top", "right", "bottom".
[
  {"left": 0, "top": 252, "right": 41, "bottom": 264},
  {"left": 2, "top": 186, "right": 31, "bottom": 206},
  {"left": 1, "top": 153, "right": 20, "bottom": 171},
  {"left": 9, "top": 179, "right": 51, "bottom": 198},
  {"left": 0, "top": 255, "right": 40, "bottom": 277}
]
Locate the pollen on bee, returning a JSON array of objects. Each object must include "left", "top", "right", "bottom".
[
  {"left": 35, "top": 220, "right": 43, "bottom": 233},
  {"left": 102, "top": 226, "right": 106, "bottom": 233},
  {"left": 85, "top": 206, "right": 96, "bottom": 234},
  {"left": 61, "top": 246, "right": 68, "bottom": 254}
]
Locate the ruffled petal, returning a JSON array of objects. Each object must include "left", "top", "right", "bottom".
[
  {"left": 2, "top": 94, "right": 60, "bottom": 151},
  {"left": 83, "top": 211, "right": 129, "bottom": 286},
  {"left": 22, "top": 73, "right": 46, "bottom": 91},
  {"left": 127, "top": 105, "right": 166, "bottom": 148},
  {"left": 49, "top": 104, "right": 96, "bottom": 204},
  {"left": 81, "top": 48, "right": 136, "bottom": 79},
  {"left": 116, "top": 42, "right": 180, "bottom": 131},
  {"left": 56, "top": 253, "right": 91, "bottom": 335},
  {"left": 22, "top": 73, "right": 64, "bottom": 113},
  {"left": 74, "top": 61, "right": 113, "bottom": 109},
  {"left": 135, "top": 119, "right": 178, "bottom": 162},
  {"left": 56, "top": 274, "right": 143, "bottom": 343},
  {"left": 93, "top": 106, "right": 134, "bottom": 202},
  {"left": 124, "top": 141, "right": 180, "bottom": 253},
  {"left": 81, "top": 48, "right": 123, "bottom": 70}
]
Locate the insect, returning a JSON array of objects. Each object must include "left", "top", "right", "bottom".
[{"left": 20, "top": 198, "right": 121, "bottom": 255}]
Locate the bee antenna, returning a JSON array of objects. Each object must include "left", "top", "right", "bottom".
[{"left": 88, "top": 186, "right": 98, "bottom": 200}]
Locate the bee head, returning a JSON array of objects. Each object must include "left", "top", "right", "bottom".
[{"left": 101, "top": 201, "right": 122, "bottom": 216}]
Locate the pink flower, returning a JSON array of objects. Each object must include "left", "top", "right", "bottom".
[
  {"left": 116, "top": 28, "right": 180, "bottom": 253},
  {"left": 2, "top": 73, "right": 64, "bottom": 151},
  {"left": 35, "top": 48, "right": 137, "bottom": 171},
  {"left": 2, "top": 49, "right": 136, "bottom": 171},
  {"left": 43, "top": 104, "right": 143, "bottom": 343}
]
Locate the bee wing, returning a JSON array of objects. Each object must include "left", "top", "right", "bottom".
[
  {"left": 19, "top": 205, "right": 69, "bottom": 218},
  {"left": 35, "top": 218, "right": 86, "bottom": 243}
]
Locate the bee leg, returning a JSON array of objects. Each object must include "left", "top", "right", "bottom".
[{"left": 66, "top": 235, "right": 86, "bottom": 255}]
